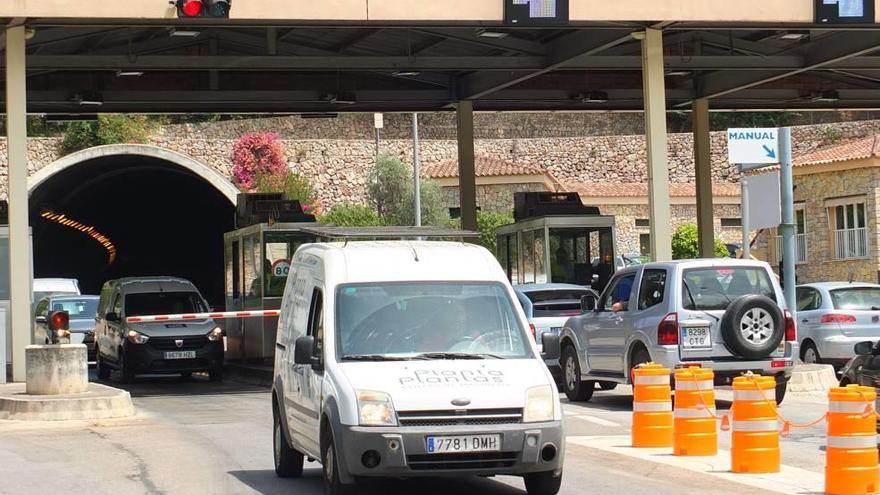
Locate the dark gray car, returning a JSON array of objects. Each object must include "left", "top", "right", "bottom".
[{"left": 34, "top": 294, "right": 99, "bottom": 361}]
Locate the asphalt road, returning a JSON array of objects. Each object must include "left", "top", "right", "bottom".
[{"left": 0, "top": 372, "right": 827, "bottom": 495}]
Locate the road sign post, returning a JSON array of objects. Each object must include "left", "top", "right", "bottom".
[
  {"left": 779, "top": 127, "right": 796, "bottom": 310},
  {"left": 741, "top": 178, "right": 750, "bottom": 258}
]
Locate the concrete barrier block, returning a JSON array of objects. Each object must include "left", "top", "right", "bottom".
[
  {"left": 25, "top": 344, "right": 88, "bottom": 395},
  {"left": 788, "top": 364, "right": 838, "bottom": 392},
  {"left": 0, "top": 382, "right": 134, "bottom": 421}
]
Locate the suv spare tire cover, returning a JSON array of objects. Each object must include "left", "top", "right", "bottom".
[{"left": 720, "top": 295, "right": 784, "bottom": 359}]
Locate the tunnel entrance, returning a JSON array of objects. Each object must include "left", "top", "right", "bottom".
[{"left": 29, "top": 150, "right": 236, "bottom": 308}]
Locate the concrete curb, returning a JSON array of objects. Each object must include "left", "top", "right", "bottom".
[
  {"left": 0, "top": 382, "right": 135, "bottom": 421},
  {"left": 788, "top": 364, "right": 838, "bottom": 392}
]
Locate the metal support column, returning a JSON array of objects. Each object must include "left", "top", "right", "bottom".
[
  {"left": 412, "top": 112, "right": 422, "bottom": 227},
  {"left": 456, "top": 101, "right": 478, "bottom": 232},
  {"left": 5, "top": 25, "right": 31, "bottom": 381},
  {"left": 779, "top": 128, "right": 796, "bottom": 310},
  {"left": 693, "top": 98, "right": 715, "bottom": 258},
  {"left": 638, "top": 28, "right": 672, "bottom": 261}
]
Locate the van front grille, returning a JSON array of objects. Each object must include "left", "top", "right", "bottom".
[
  {"left": 149, "top": 336, "right": 208, "bottom": 351},
  {"left": 397, "top": 408, "right": 522, "bottom": 427},
  {"left": 407, "top": 452, "right": 518, "bottom": 471}
]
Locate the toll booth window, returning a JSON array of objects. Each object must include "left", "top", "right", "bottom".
[
  {"left": 521, "top": 230, "right": 535, "bottom": 284},
  {"left": 226, "top": 240, "right": 240, "bottom": 300},
  {"left": 497, "top": 235, "right": 509, "bottom": 280},
  {"left": 244, "top": 235, "right": 261, "bottom": 298},
  {"left": 508, "top": 234, "right": 519, "bottom": 284},
  {"left": 125, "top": 292, "right": 207, "bottom": 316},
  {"left": 263, "top": 233, "right": 306, "bottom": 298},
  {"left": 534, "top": 231, "right": 547, "bottom": 284}
]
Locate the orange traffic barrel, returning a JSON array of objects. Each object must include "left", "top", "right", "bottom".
[
  {"left": 826, "top": 384, "right": 878, "bottom": 495},
  {"left": 632, "top": 363, "right": 673, "bottom": 448},
  {"left": 731, "top": 375, "right": 780, "bottom": 473},
  {"left": 673, "top": 367, "right": 717, "bottom": 456}
]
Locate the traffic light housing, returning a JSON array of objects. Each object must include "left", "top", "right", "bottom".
[{"left": 175, "top": 0, "right": 230, "bottom": 18}]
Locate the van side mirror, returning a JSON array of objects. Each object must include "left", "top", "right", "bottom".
[
  {"left": 580, "top": 295, "right": 597, "bottom": 313},
  {"left": 854, "top": 341, "right": 875, "bottom": 356},
  {"left": 541, "top": 333, "right": 561, "bottom": 361},
  {"left": 105, "top": 312, "right": 120, "bottom": 323},
  {"left": 294, "top": 336, "right": 322, "bottom": 371}
]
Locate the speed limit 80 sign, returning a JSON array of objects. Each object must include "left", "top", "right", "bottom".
[{"left": 271, "top": 259, "right": 290, "bottom": 277}]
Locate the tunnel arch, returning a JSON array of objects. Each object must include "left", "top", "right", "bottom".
[
  {"left": 27, "top": 144, "right": 238, "bottom": 307},
  {"left": 28, "top": 144, "right": 239, "bottom": 203}
]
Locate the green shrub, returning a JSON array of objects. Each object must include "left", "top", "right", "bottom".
[
  {"left": 318, "top": 204, "right": 383, "bottom": 227},
  {"left": 252, "top": 169, "right": 315, "bottom": 205},
  {"left": 671, "top": 223, "right": 729, "bottom": 259},
  {"left": 60, "top": 115, "right": 153, "bottom": 154},
  {"left": 446, "top": 211, "right": 514, "bottom": 252}
]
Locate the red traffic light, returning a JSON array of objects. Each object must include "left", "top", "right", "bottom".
[
  {"left": 180, "top": 0, "right": 203, "bottom": 16},
  {"left": 48, "top": 310, "right": 69, "bottom": 331}
]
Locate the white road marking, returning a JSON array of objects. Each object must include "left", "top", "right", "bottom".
[
  {"left": 567, "top": 435, "right": 823, "bottom": 495},
  {"left": 572, "top": 415, "right": 621, "bottom": 427}
]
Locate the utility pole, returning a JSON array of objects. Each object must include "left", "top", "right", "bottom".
[{"left": 412, "top": 112, "right": 421, "bottom": 227}]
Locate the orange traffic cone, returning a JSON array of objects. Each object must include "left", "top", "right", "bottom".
[
  {"left": 673, "top": 367, "right": 717, "bottom": 456},
  {"left": 826, "top": 385, "right": 879, "bottom": 495},
  {"left": 631, "top": 363, "right": 673, "bottom": 448},
  {"left": 731, "top": 375, "right": 779, "bottom": 473}
]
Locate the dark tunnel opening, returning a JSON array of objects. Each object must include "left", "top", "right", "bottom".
[{"left": 29, "top": 154, "right": 235, "bottom": 308}]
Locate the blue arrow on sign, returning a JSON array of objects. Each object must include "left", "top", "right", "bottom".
[{"left": 762, "top": 144, "right": 776, "bottom": 159}]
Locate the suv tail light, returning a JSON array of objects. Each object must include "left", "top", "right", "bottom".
[
  {"left": 820, "top": 313, "right": 857, "bottom": 324},
  {"left": 658, "top": 313, "right": 678, "bottom": 345},
  {"left": 529, "top": 324, "right": 536, "bottom": 340},
  {"left": 784, "top": 310, "right": 797, "bottom": 341}
]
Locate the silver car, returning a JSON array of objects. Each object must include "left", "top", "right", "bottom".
[
  {"left": 559, "top": 259, "right": 798, "bottom": 404},
  {"left": 797, "top": 282, "right": 880, "bottom": 368}
]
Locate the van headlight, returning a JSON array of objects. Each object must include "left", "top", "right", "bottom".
[
  {"left": 207, "top": 327, "right": 223, "bottom": 341},
  {"left": 523, "top": 385, "right": 555, "bottom": 423},
  {"left": 357, "top": 390, "right": 397, "bottom": 427},
  {"left": 126, "top": 330, "right": 149, "bottom": 345}
]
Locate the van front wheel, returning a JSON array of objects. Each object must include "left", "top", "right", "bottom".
[
  {"left": 524, "top": 470, "right": 562, "bottom": 495},
  {"left": 323, "top": 430, "right": 354, "bottom": 495},
  {"left": 561, "top": 346, "right": 593, "bottom": 402}
]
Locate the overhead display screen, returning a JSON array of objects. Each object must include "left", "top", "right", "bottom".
[
  {"left": 504, "top": 0, "right": 569, "bottom": 25},
  {"left": 816, "top": 0, "right": 874, "bottom": 24}
]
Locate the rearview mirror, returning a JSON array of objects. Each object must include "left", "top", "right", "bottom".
[
  {"left": 580, "top": 295, "right": 597, "bottom": 313},
  {"left": 105, "top": 312, "right": 120, "bottom": 323},
  {"left": 541, "top": 333, "right": 561, "bottom": 361},
  {"left": 854, "top": 341, "right": 875, "bottom": 356}
]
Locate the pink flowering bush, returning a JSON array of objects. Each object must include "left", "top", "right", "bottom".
[{"left": 231, "top": 132, "right": 287, "bottom": 190}]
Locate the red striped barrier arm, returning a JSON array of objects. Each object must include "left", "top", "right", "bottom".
[{"left": 126, "top": 310, "right": 281, "bottom": 323}]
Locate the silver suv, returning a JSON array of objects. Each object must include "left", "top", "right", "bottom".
[{"left": 559, "top": 259, "right": 798, "bottom": 404}]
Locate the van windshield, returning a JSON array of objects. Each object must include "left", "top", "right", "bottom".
[
  {"left": 335, "top": 283, "right": 532, "bottom": 361},
  {"left": 681, "top": 267, "right": 776, "bottom": 311},
  {"left": 125, "top": 292, "right": 206, "bottom": 316}
]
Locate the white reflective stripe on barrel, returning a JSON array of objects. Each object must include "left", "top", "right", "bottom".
[
  {"left": 732, "top": 420, "right": 778, "bottom": 432},
  {"left": 674, "top": 407, "right": 716, "bottom": 418},
  {"left": 633, "top": 375, "right": 670, "bottom": 386},
  {"left": 733, "top": 390, "right": 772, "bottom": 401},
  {"left": 828, "top": 401, "right": 872, "bottom": 414},
  {"left": 633, "top": 401, "right": 673, "bottom": 412},
  {"left": 827, "top": 435, "right": 879, "bottom": 449},
  {"left": 674, "top": 380, "right": 713, "bottom": 391}
]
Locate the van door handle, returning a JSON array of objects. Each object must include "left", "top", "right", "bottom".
[{"left": 801, "top": 319, "right": 809, "bottom": 323}]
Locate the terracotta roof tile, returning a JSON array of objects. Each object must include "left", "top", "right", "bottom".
[
  {"left": 794, "top": 135, "right": 880, "bottom": 167},
  {"left": 421, "top": 156, "right": 546, "bottom": 179},
  {"left": 565, "top": 182, "right": 741, "bottom": 198}
]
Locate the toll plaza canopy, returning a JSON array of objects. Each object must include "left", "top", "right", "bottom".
[
  {"left": 4, "top": 0, "right": 880, "bottom": 379},
  {"left": 3, "top": 0, "right": 880, "bottom": 112}
]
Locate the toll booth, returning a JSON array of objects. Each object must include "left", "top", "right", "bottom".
[
  {"left": 495, "top": 192, "right": 617, "bottom": 292},
  {"left": 224, "top": 195, "right": 478, "bottom": 361}
]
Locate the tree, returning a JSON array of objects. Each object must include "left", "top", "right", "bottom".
[
  {"left": 367, "top": 154, "right": 446, "bottom": 226},
  {"left": 60, "top": 115, "right": 154, "bottom": 154},
  {"left": 318, "top": 204, "right": 383, "bottom": 227},
  {"left": 671, "top": 223, "right": 729, "bottom": 259},
  {"left": 231, "top": 132, "right": 288, "bottom": 190}
]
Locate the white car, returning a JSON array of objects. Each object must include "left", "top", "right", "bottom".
[
  {"left": 797, "top": 282, "right": 880, "bottom": 368},
  {"left": 32, "top": 278, "right": 80, "bottom": 302},
  {"left": 272, "top": 241, "right": 564, "bottom": 495}
]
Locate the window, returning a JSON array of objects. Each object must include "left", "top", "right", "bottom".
[
  {"left": 48, "top": 298, "right": 98, "bottom": 319},
  {"left": 681, "top": 267, "right": 775, "bottom": 311},
  {"left": 334, "top": 283, "right": 530, "bottom": 360},
  {"left": 524, "top": 289, "right": 594, "bottom": 317},
  {"left": 111, "top": 294, "right": 123, "bottom": 316},
  {"left": 639, "top": 234, "right": 651, "bottom": 256},
  {"left": 635, "top": 219, "right": 650, "bottom": 228},
  {"left": 720, "top": 218, "right": 742, "bottom": 228},
  {"left": 828, "top": 198, "right": 868, "bottom": 259},
  {"left": 796, "top": 287, "right": 822, "bottom": 312},
  {"left": 638, "top": 269, "right": 667, "bottom": 310},
  {"left": 263, "top": 233, "right": 308, "bottom": 298},
  {"left": 776, "top": 204, "right": 807, "bottom": 263},
  {"left": 602, "top": 274, "right": 636, "bottom": 311},
  {"left": 125, "top": 292, "right": 206, "bottom": 316},
  {"left": 230, "top": 240, "right": 240, "bottom": 300},
  {"left": 307, "top": 288, "right": 324, "bottom": 364},
  {"left": 35, "top": 299, "right": 49, "bottom": 318},
  {"left": 830, "top": 288, "right": 880, "bottom": 310}
]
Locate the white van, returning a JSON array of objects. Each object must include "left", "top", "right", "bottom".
[
  {"left": 33, "top": 278, "right": 81, "bottom": 302},
  {"left": 272, "top": 241, "right": 564, "bottom": 495}
]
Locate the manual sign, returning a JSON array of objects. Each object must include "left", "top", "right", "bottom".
[{"left": 727, "top": 128, "right": 779, "bottom": 165}]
